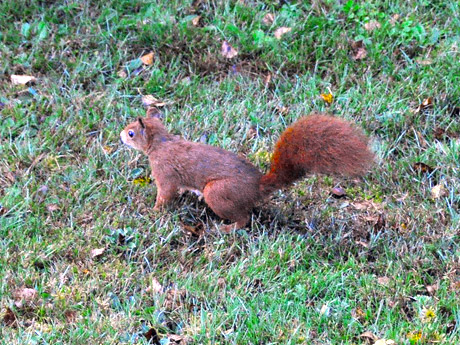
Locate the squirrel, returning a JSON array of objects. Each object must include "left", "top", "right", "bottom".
[{"left": 120, "top": 112, "right": 374, "bottom": 231}]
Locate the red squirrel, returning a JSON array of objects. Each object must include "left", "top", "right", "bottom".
[{"left": 120, "top": 112, "right": 373, "bottom": 230}]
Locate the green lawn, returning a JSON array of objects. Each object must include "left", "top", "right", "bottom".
[{"left": 1, "top": 0, "right": 459, "bottom": 344}]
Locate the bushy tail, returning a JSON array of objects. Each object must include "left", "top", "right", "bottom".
[{"left": 259, "top": 114, "right": 374, "bottom": 194}]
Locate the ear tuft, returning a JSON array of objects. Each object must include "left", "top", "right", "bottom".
[
  {"left": 138, "top": 117, "right": 145, "bottom": 128},
  {"left": 146, "top": 106, "right": 162, "bottom": 119}
]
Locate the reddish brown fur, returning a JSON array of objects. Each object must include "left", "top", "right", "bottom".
[{"left": 120, "top": 113, "right": 374, "bottom": 229}]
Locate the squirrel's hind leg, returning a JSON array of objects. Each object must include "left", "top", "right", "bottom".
[{"left": 203, "top": 179, "right": 253, "bottom": 230}]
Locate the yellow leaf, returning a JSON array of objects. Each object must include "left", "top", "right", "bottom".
[
  {"left": 133, "top": 176, "right": 152, "bottom": 186},
  {"left": 140, "top": 52, "right": 155, "bottom": 65},
  {"left": 320, "top": 93, "right": 333, "bottom": 104}
]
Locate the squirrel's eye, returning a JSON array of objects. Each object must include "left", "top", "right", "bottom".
[{"left": 128, "top": 130, "right": 135, "bottom": 138}]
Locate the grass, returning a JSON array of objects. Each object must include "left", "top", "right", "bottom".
[{"left": 1, "top": 0, "right": 459, "bottom": 344}]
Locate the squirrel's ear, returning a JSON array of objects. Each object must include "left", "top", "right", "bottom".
[
  {"left": 138, "top": 118, "right": 145, "bottom": 129},
  {"left": 146, "top": 106, "right": 162, "bottom": 119}
]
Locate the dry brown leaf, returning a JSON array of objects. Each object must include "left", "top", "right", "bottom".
[
  {"left": 431, "top": 184, "right": 446, "bottom": 199},
  {"left": 390, "top": 14, "right": 400, "bottom": 26},
  {"left": 146, "top": 277, "right": 163, "bottom": 295},
  {"left": 374, "top": 213, "right": 386, "bottom": 231},
  {"left": 360, "top": 331, "right": 378, "bottom": 342},
  {"left": 191, "top": 15, "right": 202, "bottom": 27},
  {"left": 375, "top": 339, "right": 396, "bottom": 345},
  {"left": 13, "top": 287, "right": 38, "bottom": 308},
  {"left": 102, "top": 145, "right": 114, "bottom": 154},
  {"left": 364, "top": 20, "right": 381, "bottom": 32},
  {"left": 377, "top": 276, "right": 391, "bottom": 286},
  {"left": 352, "top": 307, "right": 366, "bottom": 321},
  {"left": 274, "top": 26, "right": 292, "bottom": 39},
  {"left": 351, "top": 40, "right": 367, "bottom": 60},
  {"left": 416, "top": 57, "right": 433, "bottom": 65},
  {"left": 64, "top": 310, "right": 77, "bottom": 323},
  {"left": 426, "top": 283, "right": 439, "bottom": 295},
  {"left": 11, "top": 74, "right": 37, "bottom": 85},
  {"left": 140, "top": 52, "right": 155, "bottom": 65},
  {"left": 46, "top": 204, "right": 59, "bottom": 212},
  {"left": 221, "top": 41, "right": 238, "bottom": 59},
  {"left": 90, "top": 248, "right": 105, "bottom": 259},
  {"left": 412, "top": 162, "right": 434, "bottom": 174},
  {"left": 264, "top": 73, "right": 272, "bottom": 87},
  {"left": 142, "top": 95, "right": 166, "bottom": 107},
  {"left": 117, "top": 69, "right": 127, "bottom": 78},
  {"left": 144, "top": 327, "right": 160, "bottom": 344},
  {"left": 262, "top": 13, "right": 275, "bottom": 25},
  {"left": 168, "top": 334, "right": 186, "bottom": 344},
  {"left": 3, "top": 307, "right": 17, "bottom": 327},
  {"left": 331, "top": 187, "right": 346, "bottom": 198},
  {"left": 275, "top": 105, "right": 289, "bottom": 115}
]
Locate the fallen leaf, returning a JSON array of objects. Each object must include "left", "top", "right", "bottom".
[
  {"left": 360, "top": 331, "right": 378, "bottom": 342},
  {"left": 374, "top": 213, "right": 386, "bottom": 231},
  {"left": 274, "top": 26, "right": 292, "bottom": 39},
  {"left": 352, "top": 307, "right": 366, "bottom": 321},
  {"left": 431, "top": 184, "right": 446, "bottom": 199},
  {"left": 142, "top": 95, "right": 166, "bottom": 107},
  {"left": 275, "top": 104, "right": 289, "bottom": 115},
  {"left": 319, "top": 304, "right": 330, "bottom": 316},
  {"left": 11, "top": 74, "right": 37, "bottom": 85},
  {"left": 191, "top": 15, "right": 202, "bottom": 27},
  {"left": 64, "top": 310, "right": 77, "bottom": 323},
  {"left": 247, "top": 125, "right": 258, "bottom": 139},
  {"left": 262, "top": 13, "right": 275, "bottom": 25},
  {"left": 416, "top": 57, "right": 433, "bottom": 65},
  {"left": 102, "top": 145, "right": 114, "bottom": 154},
  {"left": 377, "top": 276, "right": 391, "bottom": 286},
  {"left": 90, "top": 248, "right": 105, "bottom": 259},
  {"left": 2, "top": 307, "right": 17, "bottom": 327},
  {"left": 133, "top": 176, "right": 152, "bottom": 186},
  {"left": 320, "top": 93, "right": 333, "bottom": 105},
  {"left": 331, "top": 187, "right": 346, "bottom": 198},
  {"left": 415, "top": 97, "right": 433, "bottom": 113},
  {"left": 182, "top": 222, "right": 205, "bottom": 237},
  {"left": 351, "top": 40, "right": 367, "bottom": 60},
  {"left": 426, "top": 283, "right": 439, "bottom": 295},
  {"left": 433, "top": 127, "right": 446, "bottom": 140},
  {"left": 412, "top": 162, "right": 434, "bottom": 174},
  {"left": 375, "top": 339, "right": 396, "bottom": 345},
  {"left": 13, "top": 287, "right": 38, "bottom": 308},
  {"left": 221, "top": 41, "right": 238, "bottom": 59},
  {"left": 264, "top": 73, "right": 272, "bottom": 87},
  {"left": 46, "top": 204, "right": 59, "bottom": 212},
  {"left": 168, "top": 334, "right": 186, "bottom": 344},
  {"left": 390, "top": 14, "right": 400, "bottom": 26},
  {"left": 140, "top": 52, "right": 155, "bottom": 65},
  {"left": 364, "top": 20, "right": 381, "bottom": 32},
  {"left": 144, "top": 327, "right": 161, "bottom": 345},
  {"left": 117, "top": 69, "right": 127, "bottom": 78}
]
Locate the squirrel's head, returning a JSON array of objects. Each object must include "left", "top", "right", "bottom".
[{"left": 120, "top": 117, "right": 170, "bottom": 153}]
